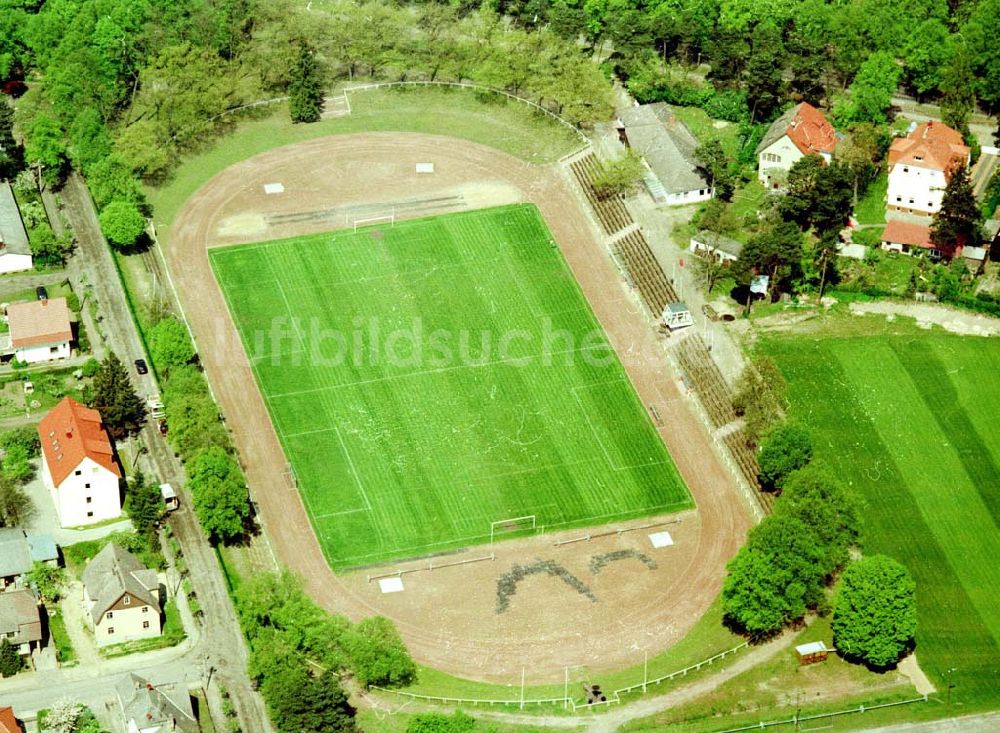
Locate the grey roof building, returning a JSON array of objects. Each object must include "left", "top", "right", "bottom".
[
  {"left": 0, "top": 182, "right": 31, "bottom": 257},
  {"left": 0, "top": 588, "right": 41, "bottom": 654},
  {"left": 115, "top": 674, "right": 199, "bottom": 733},
  {"left": 0, "top": 528, "right": 58, "bottom": 588},
  {"left": 690, "top": 230, "right": 744, "bottom": 261},
  {"left": 82, "top": 543, "right": 160, "bottom": 624},
  {"left": 618, "top": 104, "right": 712, "bottom": 204}
]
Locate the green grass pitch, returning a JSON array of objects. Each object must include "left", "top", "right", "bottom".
[
  {"left": 210, "top": 204, "right": 691, "bottom": 568},
  {"left": 759, "top": 332, "right": 1000, "bottom": 709}
]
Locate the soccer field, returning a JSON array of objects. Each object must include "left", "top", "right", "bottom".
[
  {"left": 759, "top": 331, "right": 1000, "bottom": 708},
  {"left": 210, "top": 204, "right": 691, "bottom": 568}
]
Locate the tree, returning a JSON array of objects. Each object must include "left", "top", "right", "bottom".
[
  {"left": 732, "top": 357, "right": 788, "bottom": 445},
  {"left": 262, "top": 664, "right": 356, "bottom": 733},
  {"left": 836, "top": 51, "right": 900, "bottom": 126},
  {"left": 344, "top": 616, "right": 417, "bottom": 688},
  {"left": 775, "top": 462, "right": 861, "bottom": 571},
  {"left": 99, "top": 199, "right": 146, "bottom": 249},
  {"left": 695, "top": 139, "right": 735, "bottom": 201},
  {"left": 743, "top": 21, "right": 786, "bottom": 122},
  {"left": 811, "top": 162, "right": 855, "bottom": 235},
  {"left": 0, "top": 637, "right": 20, "bottom": 677},
  {"left": 723, "top": 515, "right": 829, "bottom": 635},
  {"left": 836, "top": 123, "right": 886, "bottom": 205},
  {"left": 149, "top": 317, "right": 195, "bottom": 372},
  {"left": 0, "top": 99, "right": 23, "bottom": 179},
  {"left": 592, "top": 150, "right": 645, "bottom": 199},
  {"left": 931, "top": 163, "right": 982, "bottom": 251},
  {"left": 833, "top": 555, "right": 917, "bottom": 668},
  {"left": 2, "top": 443, "right": 34, "bottom": 483},
  {"left": 940, "top": 45, "right": 976, "bottom": 139},
  {"left": 811, "top": 230, "right": 840, "bottom": 301},
  {"left": 90, "top": 352, "right": 148, "bottom": 439},
  {"left": 288, "top": 41, "right": 324, "bottom": 123},
  {"left": 900, "top": 20, "right": 952, "bottom": 101},
  {"left": 29, "top": 223, "right": 74, "bottom": 268},
  {"left": 23, "top": 114, "right": 68, "bottom": 187},
  {"left": 734, "top": 221, "right": 804, "bottom": 295},
  {"left": 126, "top": 471, "right": 165, "bottom": 541},
  {"left": 757, "top": 423, "right": 813, "bottom": 490},
  {"left": 0, "top": 475, "right": 33, "bottom": 526},
  {"left": 779, "top": 155, "right": 825, "bottom": 228},
  {"left": 691, "top": 249, "right": 728, "bottom": 294},
  {"left": 26, "top": 561, "right": 67, "bottom": 603},
  {"left": 187, "top": 446, "right": 251, "bottom": 544},
  {"left": 0, "top": 427, "right": 41, "bottom": 459}
]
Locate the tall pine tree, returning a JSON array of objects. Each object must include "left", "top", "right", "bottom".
[
  {"left": 0, "top": 99, "right": 22, "bottom": 179},
  {"left": 90, "top": 353, "right": 148, "bottom": 439},
  {"left": 931, "top": 163, "right": 982, "bottom": 251},
  {"left": 940, "top": 46, "right": 976, "bottom": 141},
  {"left": 288, "top": 42, "right": 324, "bottom": 124}
]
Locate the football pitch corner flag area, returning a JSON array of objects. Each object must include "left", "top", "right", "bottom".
[{"left": 210, "top": 204, "right": 691, "bottom": 569}]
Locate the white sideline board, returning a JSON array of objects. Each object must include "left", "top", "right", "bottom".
[
  {"left": 415, "top": 163, "right": 435, "bottom": 174},
  {"left": 648, "top": 531, "right": 674, "bottom": 549},
  {"left": 263, "top": 182, "right": 285, "bottom": 194},
  {"left": 379, "top": 577, "right": 405, "bottom": 593}
]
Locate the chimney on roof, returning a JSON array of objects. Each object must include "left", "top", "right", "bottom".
[{"left": 147, "top": 682, "right": 154, "bottom": 690}]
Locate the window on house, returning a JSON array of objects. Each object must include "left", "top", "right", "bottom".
[
  {"left": 143, "top": 621, "right": 150, "bottom": 629},
  {"left": 107, "top": 627, "right": 114, "bottom": 635},
  {"left": 123, "top": 596, "right": 131, "bottom": 606},
  {"left": 928, "top": 202, "right": 933, "bottom": 208},
  {"left": 85, "top": 497, "right": 91, "bottom": 504},
  {"left": 107, "top": 611, "right": 113, "bottom": 619},
  {"left": 699, "top": 190, "right": 705, "bottom": 196},
  {"left": 74, "top": 470, "right": 81, "bottom": 476},
  {"left": 49, "top": 346, "right": 58, "bottom": 354},
  {"left": 84, "top": 483, "right": 90, "bottom": 489},
  {"left": 903, "top": 167, "right": 909, "bottom": 173},
  {"left": 86, "top": 511, "right": 93, "bottom": 517},
  {"left": 908, "top": 199, "right": 914, "bottom": 204},
  {"left": 896, "top": 196, "right": 902, "bottom": 202},
  {"left": 142, "top": 606, "right": 148, "bottom": 613}
]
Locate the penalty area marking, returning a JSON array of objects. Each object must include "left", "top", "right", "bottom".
[
  {"left": 263, "top": 182, "right": 285, "bottom": 194},
  {"left": 379, "top": 577, "right": 405, "bottom": 593},
  {"left": 648, "top": 531, "right": 674, "bottom": 549},
  {"left": 416, "top": 162, "right": 435, "bottom": 174}
]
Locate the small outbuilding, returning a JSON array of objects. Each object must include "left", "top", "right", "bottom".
[
  {"left": 795, "top": 640, "right": 830, "bottom": 665},
  {"left": 689, "top": 231, "right": 743, "bottom": 265},
  {"left": 662, "top": 301, "right": 693, "bottom": 330}
]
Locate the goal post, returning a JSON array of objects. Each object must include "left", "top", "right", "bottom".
[
  {"left": 351, "top": 208, "right": 396, "bottom": 233},
  {"left": 490, "top": 515, "right": 537, "bottom": 545}
]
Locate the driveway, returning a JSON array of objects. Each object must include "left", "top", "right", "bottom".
[{"left": 21, "top": 469, "right": 133, "bottom": 547}]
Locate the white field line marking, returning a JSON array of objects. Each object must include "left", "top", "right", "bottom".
[
  {"left": 267, "top": 344, "right": 609, "bottom": 400},
  {"left": 272, "top": 273, "right": 307, "bottom": 353},
  {"left": 283, "top": 425, "right": 341, "bottom": 439},
  {"left": 569, "top": 383, "right": 670, "bottom": 473},
  {"left": 336, "top": 427, "right": 373, "bottom": 512}
]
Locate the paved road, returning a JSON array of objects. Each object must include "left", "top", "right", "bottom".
[{"left": 51, "top": 173, "right": 274, "bottom": 733}]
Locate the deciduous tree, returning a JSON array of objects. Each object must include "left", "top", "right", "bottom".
[
  {"left": 26, "top": 561, "right": 67, "bottom": 603},
  {"left": 592, "top": 150, "right": 645, "bottom": 199},
  {"left": 833, "top": 555, "right": 917, "bottom": 668},
  {"left": 835, "top": 51, "right": 900, "bottom": 126},
  {"left": 99, "top": 199, "right": 146, "bottom": 249},
  {"left": 695, "top": 139, "right": 735, "bottom": 201},
  {"left": 734, "top": 221, "right": 804, "bottom": 294},
  {"left": 344, "top": 616, "right": 417, "bottom": 688},
  {"left": 187, "top": 446, "right": 251, "bottom": 544},
  {"left": 940, "top": 45, "right": 976, "bottom": 139},
  {"left": 757, "top": 423, "right": 813, "bottom": 490},
  {"left": 0, "top": 474, "right": 33, "bottom": 526},
  {"left": 0, "top": 99, "right": 22, "bottom": 179},
  {"left": 149, "top": 317, "right": 195, "bottom": 372}
]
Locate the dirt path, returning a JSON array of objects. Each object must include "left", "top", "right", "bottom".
[
  {"left": 848, "top": 301, "right": 1000, "bottom": 336},
  {"left": 167, "top": 133, "right": 751, "bottom": 682}
]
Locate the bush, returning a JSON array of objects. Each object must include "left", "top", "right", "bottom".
[
  {"left": 406, "top": 711, "right": 475, "bottom": 733},
  {"left": 0, "top": 426, "right": 41, "bottom": 459},
  {"left": 99, "top": 199, "right": 146, "bottom": 249},
  {"left": 704, "top": 90, "right": 750, "bottom": 123},
  {"left": 344, "top": 616, "right": 417, "bottom": 688}
]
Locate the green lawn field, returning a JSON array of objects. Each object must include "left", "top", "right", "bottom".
[
  {"left": 211, "top": 204, "right": 691, "bottom": 568},
  {"left": 759, "top": 330, "right": 1000, "bottom": 708}
]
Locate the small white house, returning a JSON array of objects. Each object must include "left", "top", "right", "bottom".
[
  {"left": 38, "top": 396, "right": 122, "bottom": 528},
  {"left": 756, "top": 103, "right": 837, "bottom": 189},
  {"left": 689, "top": 230, "right": 743, "bottom": 265},
  {"left": 0, "top": 182, "right": 34, "bottom": 275},
  {"left": 82, "top": 544, "right": 161, "bottom": 648},
  {"left": 663, "top": 301, "right": 693, "bottom": 330},
  {"left": 887, "top": 121, "right": 970, "bottom": 216},
  {"left": 6, "top": 297, "right": 72, "bottom": 364}
]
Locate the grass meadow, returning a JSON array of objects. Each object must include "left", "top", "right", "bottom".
[
  {"left": 758, "top": 330, "right": 1000, "bottom": 709},
  {"left": 211, "top": 204, "right": 691, "bottom": 568}
]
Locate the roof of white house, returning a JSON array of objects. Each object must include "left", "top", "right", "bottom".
[
  {"left": 889, "top": 121, "right": 969, "bottom": 172},
  {"left": 795, "top": 641, "right": 829, "bottom": 655},
  {"left": 693, "top": 230, "right": 743, "bottom": 258},
  {"left": 81, "top": 543, "right": 159, "bottom": 623},
  {"left": 619, "top": 104, "right": 709, "bottom": 195},
  {"left": 0, "top": 182, "right": 30, "bottom": 257},
  {"left": 6, "top": 297, "right": 72, "bottom": 349},
  {"left": 115, "top": 674, "right": 199, "bottom": 733},
  {"left": 756, "top": 103, "right": 837, "bottom": 157},
  {"left": 37, "top": 396, "right": 121, "bottom": 487}
]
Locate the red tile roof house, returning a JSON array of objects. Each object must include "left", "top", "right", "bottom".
[
  {"left": 887, "top": 121, "right": 970, "bottom": 217},
  {"left": 38, "top": 397, "right": 123, "bottom": 528},
  {"left": 0, "top": 705, "right": 24, "bottom": 733},
  {"left": 880, "top": 219, "right": 963, "bottom": 260},
  {"left": 755, "top": 102, "right": 837, "bottom": 190},
  {"left": 4, "top": 297, "right": 72, "bottom": 365}
]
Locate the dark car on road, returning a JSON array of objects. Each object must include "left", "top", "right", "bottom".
[
  {"left": 134, "top": 358, "right": 149, "bottom": 375},
  {"left": 35, "top": 286, "right": 47, "bottom": 301}
]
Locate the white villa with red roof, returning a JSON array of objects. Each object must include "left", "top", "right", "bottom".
[
  {"left": 5, "top": 297, "right": 72, "bottom": 364},
  {"left": 38, "top": 397, "right": 123, "bottom": 528},
  {"left": 887, "top": 121, "right": 970, "bottom": 216},
  {"left": 755, "top": 102, "right": 837, "bottom": 189}
]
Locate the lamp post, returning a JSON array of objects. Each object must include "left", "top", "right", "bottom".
[{"left": 946, "top": 667, "right": 957, "bottom": 706}]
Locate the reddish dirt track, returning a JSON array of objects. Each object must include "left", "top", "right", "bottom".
[{"left": 168, "top": 133, "right": 752, "bottom": 683}]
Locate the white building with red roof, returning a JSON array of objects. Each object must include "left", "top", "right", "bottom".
[
  {"left": 38, "top": 397, "right": 122, "bottom": 528},
  {"left": 5, "top": 297, "right": 72, "bottom": 364},
  {"left": 887, "top": 121, "right": 970, "bottom": 216},
  {"left": 755, "top": 102, "right": 837, "bottom": 189}
]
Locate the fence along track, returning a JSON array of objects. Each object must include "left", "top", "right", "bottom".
[{"left": 569, "top": 153, "right": 633, "bottom": 235}]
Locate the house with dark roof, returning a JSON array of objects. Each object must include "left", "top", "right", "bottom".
[
  {"left": 38, "top": 396, "right": 123, "bottom": 528},
  {"left": 689, "top": 230, "right": 744, "bottom": 265},
  {"left": 0, "top": 182, "right": 33, "bottom": 275},
  {"left": 82, "top": 544, "right": 161, "bottom": 647},
  {"left": 618, "top": 104, "right": 714, "bottom": 206},
  {"left": 756, "top": 102, "right": 837, "bottom": 189},
  {"left": 0, "top": 588, "right": 41, "bottom": 656},
  {"left": 115, "top": 674, "right": 199, "bottom": 733},
  {"left": 0, "top": 528, "right": 58, "bottom": 591},
  {"left": 887, "top": 121, "right": 970, "bottom": 216},
  {"left": 5, "top": 297, "right": 72, "bottom": 364}
]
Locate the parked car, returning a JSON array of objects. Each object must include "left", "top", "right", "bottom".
[
  {"left": 35, "top": 286, "right": 48, "bottom": 301},
  {"left": 134, "top": 358, "right": 149, "bottom": 375}
]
